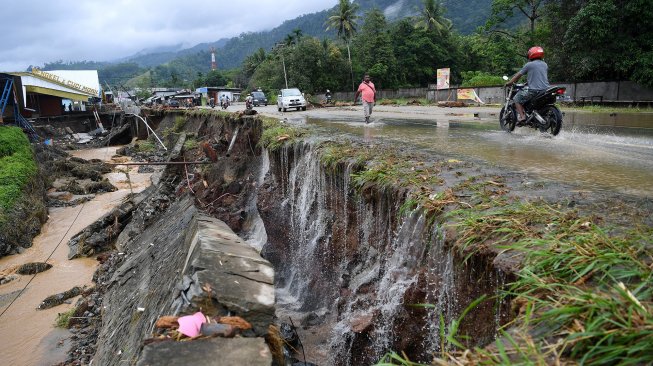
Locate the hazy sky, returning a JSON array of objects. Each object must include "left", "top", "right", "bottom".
[{"left": 0, "top": 0, "right": 336, "bottom": 72}]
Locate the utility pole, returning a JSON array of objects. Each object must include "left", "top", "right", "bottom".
[
  {"left": 281, "top": 53, "right": 288, "bottom": 89},
  {"left": 274, "top": 43, "right": 289, "bottom": 89}
]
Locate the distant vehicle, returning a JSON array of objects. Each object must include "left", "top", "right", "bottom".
[
  {"left": 277, "top": 88, "right": 306, "bottom": 112},
  {"left": 251, "top": 91, "right": 268, "bottom": 106},
  {"left": 168, "top": 99, "right": 180, "bottom": 108}
]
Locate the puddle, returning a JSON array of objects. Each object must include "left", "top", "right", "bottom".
[
  {"left": 308, "top": 113, "right": 653, "bottom": 197},
  {"left": 0, "top": 146, "right": 156, "bottom": 366}
]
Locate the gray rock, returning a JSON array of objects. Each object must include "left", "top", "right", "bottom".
[{"left": 137, "top": 337, "right": 272, "bottom": 366}]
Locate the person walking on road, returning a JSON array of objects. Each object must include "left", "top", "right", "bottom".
[{"left": 354, "top": 74, "right": 376, "bottom": 123}]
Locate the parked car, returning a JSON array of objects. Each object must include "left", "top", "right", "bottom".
[
  {"left": 251, "top": 91, "right": 268, "bottom": 106},
  {"left": 168, "top": 99, "right": 180, "bottom": 108},
  {"left": 277, "top": 88, "right": 306, "bottom": 112}
]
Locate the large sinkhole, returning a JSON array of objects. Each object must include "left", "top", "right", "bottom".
[{"left": 255, "top": 143, "right": 512, "bottom": 365}]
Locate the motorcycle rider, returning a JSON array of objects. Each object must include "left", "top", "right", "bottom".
[
  {"left": 505, "top": 46, "right": 550, "bottom": 125},
  {"left": 325, "top": 89, "right": 332, "bottom": 104},
  {"left": 245, "top": 94, "right": 253, "bottom": 109}
]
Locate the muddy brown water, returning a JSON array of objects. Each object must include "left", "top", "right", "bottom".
[
  {"left": 0, "top": 147, "right": 155, "bottom": 366},
  {"left": 308, "top": 110, "right": 653, "bottom": 197}
]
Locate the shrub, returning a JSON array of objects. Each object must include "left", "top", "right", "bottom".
[
  {"left": 460, "top": 71, "right": 504, "bottom": 87},
  {"left": 0, "top": 127, "right": 37, "bottom": 214}
]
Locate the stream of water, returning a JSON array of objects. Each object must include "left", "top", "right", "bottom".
[
  {"left": 308, "top": 110, "right": 653, "bottom": 197},
  {"left": 0, "top": 147, "right": 154, "bottom": 366}
]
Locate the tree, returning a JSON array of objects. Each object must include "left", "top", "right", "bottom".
[
  {"left": 414, "top": 0, "right": 452, "bottom": 36},
  {"left": 325, "top": 0, "right": 360, "bottom": 90},
  {"left": 203, "top": 70, "right": 227, "bottom": 87},
  {"left": 543, "top": 0, "right": 653, "bottom": 86},
  {"left": 292, "top": 28, "right": 303, "bottom": 42},
  {"left": 284, "top": 34, "right": 295, "bottom": 46},
  {"left": 488, "top": 0, "right": 547, "bottom": 34},
  {"left": 354, "top": 9, "right": 398, "bottom": 89}
]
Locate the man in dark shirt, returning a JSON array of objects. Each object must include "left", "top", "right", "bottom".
[{"left": 505, "top": 46, "right": 550, "bottom": 124}]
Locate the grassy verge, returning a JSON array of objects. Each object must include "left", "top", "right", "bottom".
[
  {"left": 377, "top": 189, "right": 652, "bottom": 365},
  {"left": 0, "top": 127, "right": 38, "bottom": 224},
  {"left": 560, "top": 104, "right": 653, "bottom": 113}
]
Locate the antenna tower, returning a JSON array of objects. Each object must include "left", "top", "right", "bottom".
[{"left": 210, "top": 47, "right": 217, "bottom": 70}]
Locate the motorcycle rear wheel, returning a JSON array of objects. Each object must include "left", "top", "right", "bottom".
[
  {"left": 499, "top": 106, "right": 516, "bottom": 132},
  {"left": 540, "top": 105, "right": 563, "bottom": 136}
]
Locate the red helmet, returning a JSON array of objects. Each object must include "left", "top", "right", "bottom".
[{"left": 528, "top": 46, "right": 544, "bottom": 60}]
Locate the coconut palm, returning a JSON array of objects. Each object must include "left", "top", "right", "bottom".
[
  {"left": 292, "top": 28, "right": 303, "bottom": 42},
  {"left": 325, "top": 0, "right": 359, "bottom": 90},
  {"left": 284, "top": 34, "right": 295, "bottom": 46},
  {"left": 415, "top": 0, "right": 452, "bottom": 36}
]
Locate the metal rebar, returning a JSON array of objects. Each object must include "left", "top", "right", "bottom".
[{"left": 105, "top": 161, "right": 212, "bottom": 166}]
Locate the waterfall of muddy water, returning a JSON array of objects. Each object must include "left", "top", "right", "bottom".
[
  {"left": 270, "top": 144, "right": 507, "bottom": 365},
  {"left": 0, "top": 147, "right": 156, "bottom": 366},
  {"left": 243, "top": 150, "right": 270, "bottom": 251}
]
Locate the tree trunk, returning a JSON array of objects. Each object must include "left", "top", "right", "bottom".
[{"left": 347, "top": 42, "right": 354, "bottom": 91}]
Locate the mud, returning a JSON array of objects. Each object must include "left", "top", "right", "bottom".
[{"left": 0, "top": 145, "right": 157, "bottom": 366}]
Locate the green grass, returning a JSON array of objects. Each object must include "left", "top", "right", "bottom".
[
  {"left": 135, "top": 140, "right": 156, "bottom": 152},
  {"left": 183, "top": 138, "right": 198, "bottom": 150},
  {"left": 259, "top": 118, "right": 306, "bottom": 151},
  {"left": 0, "top": 127, "right": 37, "bottom": 219},
  {"left": 55, "top": 308, "right": 76, "bottom": 328},
  {"left": 561, "top": 105, "right": 652, "bottom": 113},
  {"left": 378, "top": 98, "right": 431, "bottom": 106},
  {"left": 173, "top": 115, "right": 186, "bottom": 132},
  {"left": 432, "top": 198, "right": 652, "bottom": 365}
]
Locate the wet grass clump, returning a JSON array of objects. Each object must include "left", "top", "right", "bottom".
[
  {"left": 259, "top": 118, "right": 306, "bottom": 151},
  {"left": 55, "top": 308, "right": 76, "bottom": 328}
]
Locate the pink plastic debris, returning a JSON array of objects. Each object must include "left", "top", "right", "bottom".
[{"left": 177, "top": 312, "right": 207, "bottom": 338}]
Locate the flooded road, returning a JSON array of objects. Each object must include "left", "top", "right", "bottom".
[
  {"left": 305, "top": 109, "right": 653, "bottom": 197},
  {"left": 0, "top": 147, "right": 154, "bottom": 366}
]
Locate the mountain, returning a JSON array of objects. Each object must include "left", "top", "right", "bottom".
[{"left": 128, "top": 0, "right": 492, "bottom": 70}]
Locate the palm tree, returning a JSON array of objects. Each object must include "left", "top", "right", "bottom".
[
  {"left": 415, "top": 0, "right": 452, "bottom": 36},
  {"left": 284, "top": 34, "right": 295, "bottom": 46},
  {"left": 325, "top": 0, "right": 359, "bottom": 90},
  {"left": 292, "top": 28, "right": 303, "bottom": 43}
]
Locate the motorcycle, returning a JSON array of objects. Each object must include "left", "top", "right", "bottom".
[
  {"left": 222, "top": 99, "right": 230, "bottom": 110},
  {"left": 209, "top": 99, "right": 215, "bottom": 108},
  {"left": 500, "top": 76, "right": 565, "bottom": 136},
  {"left": 245, "top": 99, "right": 253, "bottom": 111}
]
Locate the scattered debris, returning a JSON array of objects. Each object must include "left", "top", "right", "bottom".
[
  {"left": 177, "top": 312, "right": 207, "bottom": 338},
  {"left": 38, "top": 286, "right": 83, "bottom": 310},
  {"left": 16, "top": 262, "right": 53, "bottom": 275}
]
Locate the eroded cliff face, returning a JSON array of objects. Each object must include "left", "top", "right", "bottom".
[{"left": 258, "top": 142, "right": 512, "bottom": 365}]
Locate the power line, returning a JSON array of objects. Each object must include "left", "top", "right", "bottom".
[{"left": 0, "top": 202, "right": 86, "bottom": 319}]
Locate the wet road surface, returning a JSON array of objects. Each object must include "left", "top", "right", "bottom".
[{"left": 255, "top": 104, "right": 653, "bottom": 197}]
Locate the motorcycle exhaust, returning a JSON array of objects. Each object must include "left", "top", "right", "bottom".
[{"left": 532, "top": 111, "right": 547, "bottom": 126}]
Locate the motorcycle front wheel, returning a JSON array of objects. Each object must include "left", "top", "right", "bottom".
[
  {"left": 499, "top": 106, "right": 516, "bottom": 132},
  {"left": 540, "top": 105, "right": 563, "bottom": 136}
]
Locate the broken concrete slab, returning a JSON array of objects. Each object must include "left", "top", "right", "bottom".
[
  {"left": 136, "top": 337, "right": 272, "bottom": 366},
  {"left": 178, "top": 215, "right": 275, "bottom": 336}
]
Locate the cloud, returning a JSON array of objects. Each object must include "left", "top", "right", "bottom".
[{"left": 0, "top": 0, "right": 336, "bottom": 71}]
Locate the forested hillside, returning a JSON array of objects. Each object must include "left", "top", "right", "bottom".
[
  {"left": 43, "top": 0, "right": 653, "bottom": 93},
  {"left": 43, "top": 0, "right": 492, "bottom": 87}
]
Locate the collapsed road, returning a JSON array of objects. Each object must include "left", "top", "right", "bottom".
[{"left": 0, "top": 104, "right": 651, "bottom": 365}]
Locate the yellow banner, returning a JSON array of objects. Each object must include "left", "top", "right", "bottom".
[{"left": 457, "top": 88, "right": 484, "bottom": 104}]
